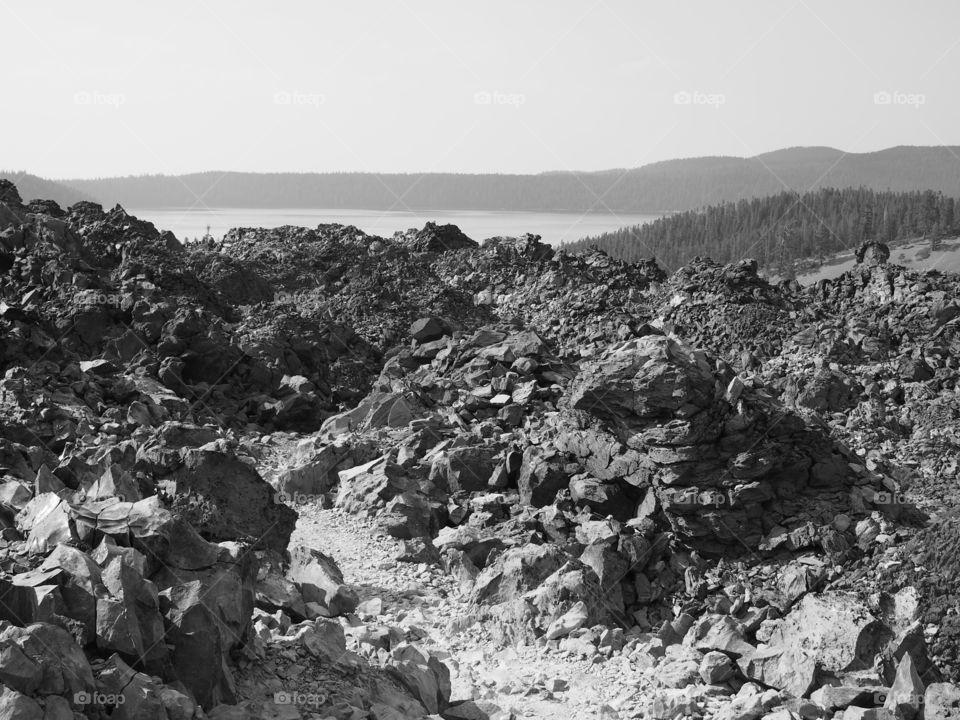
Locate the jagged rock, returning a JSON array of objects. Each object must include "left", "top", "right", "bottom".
[
  {"left": 517, "top": 444, "right": 570, "bottom": 507},
  {"left": 275, "top": 441, "right": 351, "bottom": 499},
  {"left": 923, "top": 682, "right": 960, "bottom": 717},
  {"left": 409, "top": 317, "right": 448, "bottom": 343},
  {"left": 855, "top": 241, "right": 891, "bottom": 266},
  {"left": 471, "top": 544, "right": 568, "bottom": 606},
  {"left": 382, "top": 492, "right": 439, "bottom": 540},
  {"left": 158, "top": 449, "right": 296, "bottom": 552},
  {"left": 738, "top": 646, "right": 818, "bottom": 698},
  {"left": 98, "top": 653, "right": 199, "bottom": 720},
  {"left": 569, "top": 476, "right": 635, "bottom": 521},
  {"left": 430, "top": 445, "right": 499, "bottom": 494},
  {"left": 97, "top": 553, "right": 167, "bottom": 666},
  {"left": 692, "top": 615, "right": 755, "bottom": 657},
  {"left": 160, "top": 576, "right": 245, "bottom": 707},
  {"left": 0, "top": 687, "right": 43, "bottom": 720},
  {"left": 400, "top": 222, "right": 477, "bottom": 253},
  {"left": 544, "top": 601, "right": 589, "bottom": 640},
  {"left": 385, "top": 643, "right": 451, "bottom": 714},
  {"left": 809, "top": 684, "right": 886, "bottom": 711},
  {"left": 336, "top": 458, "right": 417, "bottom": 515},
  {"left": 569, "top": 334, "right": 865, "bottom": 552},
  {"left": 699, "top": 650, "right": 736, "bottom": 684},
  {"left": 16, "top": 493, "right": 73, "bottom": 555},
  {"left": 287, "top": 545, "right": 358, "bottom": 616},
  {"left": 0, "top": 622, "right": 95, "bottom": 698},
  {"left": 882, "top": 653, "right": 925, "bottom": 718},
  {"left": 769, "top": 592, "right": 885, "bottom": 675}
]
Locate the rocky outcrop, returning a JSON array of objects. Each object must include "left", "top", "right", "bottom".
[{"left": 569, "top": 334, "right": 879, "bottom": 553}]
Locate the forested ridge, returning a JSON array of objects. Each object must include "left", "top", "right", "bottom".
[
  {"left": 0, "top": 171, "right": 94, "bottom": 208},
  {"left": 62, "top": 146, "right": 960, "bottom": 213},
  {"left": 562, "top": 187, "right": 960, "bottom": 274}
]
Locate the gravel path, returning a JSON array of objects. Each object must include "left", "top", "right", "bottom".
[{"left": 290, "top": 503, "right": 652, "bottom": 719}]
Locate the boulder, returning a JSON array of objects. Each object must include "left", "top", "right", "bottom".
[
  {"left": 0, "top": 622, "right": 95, "bottom": 699},
  {"left": 517, "top": 445, "right": 570, "bottom": 507},
  {"left": 386, "top": 643, "right": 451, "bottom": 714},
  {"left": 699, "top": 651, "right": 736, "bottom": 684},
  {"left": 158, "top": 449, "right": 296, "bottom": 553},
  {"left": 769, "top": 592, "right": 886, "bottom": 675},
  {"left": 430, "top": 446, "right": 499, "bottom": 494},
  {"left": 275, "top": 442, "right": 351, "bottom": 499},
  {"left": 98, "top": 653, "right": 199, "bottom": 720},
  {"left": 882, "top": 653, "right": 925, "bottom": 719},
  {"left": 409, "top": 317, "right": 448, "bottom": 344},
  {"left": 287, "top": 546, "right": 358, "bottom": 616},
  {"left": 738, "top": 646, "right": 817, "bottom": 698},
  {"left": 471, "top": 544, "right": 568, "bottom": 607},
  {"left": 923, "top": 682, "right": 960, "bottom": 718}
]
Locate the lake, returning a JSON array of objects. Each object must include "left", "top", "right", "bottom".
[{"left": 126, "top": 207, "right": 661, "bottom": 246}]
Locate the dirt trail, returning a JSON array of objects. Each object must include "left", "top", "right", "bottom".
[{"left": 290, "top": 503, "right": 650, "bottom": 719}]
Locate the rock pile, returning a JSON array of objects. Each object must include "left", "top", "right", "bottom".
[{"left": 2, "top": 179, "right": 960, "bottom": 717}]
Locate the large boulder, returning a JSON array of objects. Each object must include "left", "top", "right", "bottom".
[
  {"left": 157, "top": 542, "right": 259, "bottom": 709},
  {"left": 275, "top": 441, "right": 352, "bottom": 500},
  {"left": 569, "top": 335, "right": 716, "bottom": 443},
  {"left": 924, "top": 682, "right": 960, "bottom": 718},
  {"left": 429, "top": 445, "right": 499, "bottom": 494},
  {"left": 0, "top": 622, "right": 95, "bottom": 700},
  {"left": 386, "top": 644, "right": 451, "bottom": 715},
  {"left": 158, "top": 449, "right": 296, "bottom": 553},
  {"left": 517, "top": 444, "right": 570, "bottom": 507},
  {"left": 768, "top": 592, "right": 887, "bottom": 676},
  {"left": 471, "top": 544, "right": 568, "bottom": 607},
  {"left": 335, "top": 458, "right": 418, "bottom": 516}
]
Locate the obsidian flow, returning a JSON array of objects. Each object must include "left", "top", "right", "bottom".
[{"left": 0, "top": 177, "right": 957, "bottom": 718}]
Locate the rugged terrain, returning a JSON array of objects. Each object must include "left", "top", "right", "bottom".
[{"left": 0, "top": 178, "right": 958, "bottom": 719}]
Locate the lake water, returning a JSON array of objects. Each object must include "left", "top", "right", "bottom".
[{"left": 127, "top": 207, "right": 661, "bottom": 246}]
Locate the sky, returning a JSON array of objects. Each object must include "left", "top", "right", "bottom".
[{"left": 3, "top": 0, "right": 960, "bottom": 178}]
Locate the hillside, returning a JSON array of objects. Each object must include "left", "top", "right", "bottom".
[
  {"left": 0, "top": 170, "right": 96, "bottom": 208},
  {"left": 563, "top": 186, "right": 959, "bottom": 274},
  {"left": 63, "top": 145, "right": 960, "bottom": 213}
]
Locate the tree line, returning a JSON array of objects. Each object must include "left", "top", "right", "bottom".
[{"left": 561, "top": 187, "right": 960, "bottom": 275}]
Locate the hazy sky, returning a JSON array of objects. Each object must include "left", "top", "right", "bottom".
[{"left": 3, "top": 1, "right": 959, "bottom": 178}]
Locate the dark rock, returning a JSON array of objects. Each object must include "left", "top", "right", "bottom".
[{"left": 158, "top": 449, "right": 296, "bottom": 553}]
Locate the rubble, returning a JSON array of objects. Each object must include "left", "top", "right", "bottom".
[{"left": 1, "top": 180, "right": 960, "bottom": 718}]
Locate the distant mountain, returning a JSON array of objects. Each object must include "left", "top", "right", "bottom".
[
  {"left": 0, "top": 171, "right": 96, "bottom": 208},
  {"left": 61, "top": 146, "right": 960, "bottom": 213}
]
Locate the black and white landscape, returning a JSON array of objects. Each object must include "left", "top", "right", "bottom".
[{"left": 1, "top": 3, "right": 960, "bottom": 720}]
